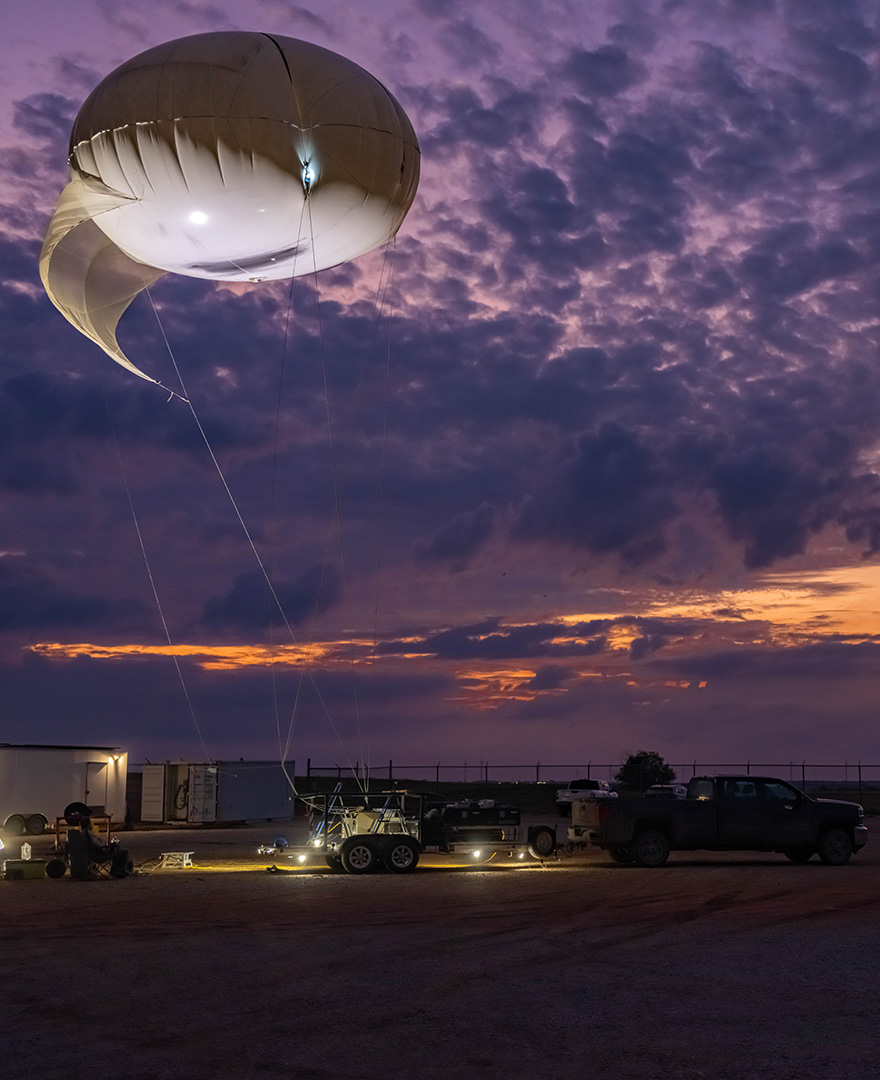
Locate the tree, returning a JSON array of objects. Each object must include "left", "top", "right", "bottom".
[{"left": 615, "top": 750, "right": 675, "bottom": 792}]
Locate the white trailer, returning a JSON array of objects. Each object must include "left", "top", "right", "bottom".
[{"left": 0, "top": 743, "right": 128, "bottom": 835}]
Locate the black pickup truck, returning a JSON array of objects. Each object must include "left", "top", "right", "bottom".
[{"left": 568, "top": 775, "right": 868, "bottom": 867}]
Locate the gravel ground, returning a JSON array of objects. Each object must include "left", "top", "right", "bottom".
[{"left": 1, "top": 818, "right": 877, "bottom": 1080}]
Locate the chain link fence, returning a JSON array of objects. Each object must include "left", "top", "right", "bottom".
[{"left": 302, "top": 757, "right": 880, "bottom": 793}]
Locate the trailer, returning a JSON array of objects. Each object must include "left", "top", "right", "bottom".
[
  {"left": 0, "top": 744, "right": 128, "bottom": 835},
  {"left": 140, "top": 760, "right": 295, "bottom": 824},
  {"left": 260, "top": 789, "right": 558, "bottom": 874}
]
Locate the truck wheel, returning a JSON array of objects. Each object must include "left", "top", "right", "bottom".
[
  {"left": 632, "top": 829, "right": 670, "bottom": 867},
  {"left": 817, "top": 828, "right": 853, "bottom": 866},
  {"left": 340, "top": 836, "right": 379, "bottom": 874},
  {"left": 27, "top": 815, "right": 47, "bottom": 835},
  {"left": 324, "top": 854, "right": 343, "bottom": 871},
  {"left": 4, "top": 815, "right": 25, "bottom": 836},
  {"left": 784, "top": 847, "right": 814, "bottom": 864},
  {"left": 608, "top": 846, "right": 633, "bottom": 864},
  {"left": 527, "top": 825, "right": 557, "bottom": 860},
  {"left": 382, "top": 836, "right": 420, "bottom": 873}
]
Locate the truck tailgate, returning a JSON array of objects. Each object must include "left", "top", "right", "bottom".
[{"left": 571, "top": 799, "right": 604, "bottom": 829}]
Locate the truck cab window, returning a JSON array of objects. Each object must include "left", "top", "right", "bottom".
[
  {"left": 763, "top": 781, "right": 799, "bottom": 805},
  {"left": 723, "top": 780, "right": 758, "bottom": 800},
  {"left": 690, "top": 780, "right": 715, "bottom": 800}
]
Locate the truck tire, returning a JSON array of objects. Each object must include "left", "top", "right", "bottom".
[
  {"left": 4, "top": 815, "right": 25, "bottom": 836},
  {"left": 817, "top": 828, "right": 853, "bottom": 866},
  {"left": 784, "top": 847, "right": 814, "bottom": 864},
  {"left": 632, "top": 829, "right": 670, "bottom": 867},
  {"left": 27, "top": 814, "right": 47, "bottom": 835},
  {"left": 340, "top": 836, "right": 379, "bottom": 875},
  {"left": 324, "top": 854, "right": 343, "bottom": 871},
  {"left": 382, "top": 835, "right": 420, "bottom": 873},
  {"left": 527, "top": 824, "right": 557, "bottom": 860},
  {"left": 608, "top": 846, "right": 633, "bottom": 864}
]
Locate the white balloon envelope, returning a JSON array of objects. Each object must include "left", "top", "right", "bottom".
[{"left": 40, "top": 32, "right": 420, "bottom": 383}]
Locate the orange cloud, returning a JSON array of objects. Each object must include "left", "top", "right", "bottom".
[{"left": 31, "top": 641, "right": 338, "bottom": 670}]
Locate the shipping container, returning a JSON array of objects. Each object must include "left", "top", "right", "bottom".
[
  {"left": 139, "top": 761, "right": 294, "bottom": 824},
  {"left": 0, "top": 744, "right": 128, "bottom": 835}
]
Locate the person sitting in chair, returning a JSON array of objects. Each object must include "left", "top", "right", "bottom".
[
  {"left": 81, "top": 818, "right": 131, "bottom": 878},
  {"left": 64, "top": 803, "right": 132, "bottom": 880}
]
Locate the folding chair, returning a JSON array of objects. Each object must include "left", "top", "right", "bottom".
[{"left": 66, "top": 827, "right": 112, "bottom": 880}]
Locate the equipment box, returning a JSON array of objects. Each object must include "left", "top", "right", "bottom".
[
  {"left": 3, "top": 859, "right": 47, "bottom": 880},
  {"left": 432, "top": 802, "right": 521, "bottom": 826}
]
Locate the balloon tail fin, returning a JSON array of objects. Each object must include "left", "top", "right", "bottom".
[{"left": 40, "top": 179, "right": 167, "bottom": 385}]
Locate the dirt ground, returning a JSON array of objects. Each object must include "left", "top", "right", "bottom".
[{"left": 1, "top": 817, "right": 878, "bottom": 1080}]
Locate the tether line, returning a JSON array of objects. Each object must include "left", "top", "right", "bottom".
[
  {"left": 145, "top": 282, "right": 365, "bottom": 788},
  {"left": 100, "top": 377, "right": 211, "bottom": 762}
]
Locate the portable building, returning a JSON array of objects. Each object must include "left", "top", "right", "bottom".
[
  {"left": 0, "top": 743, "right": 128, "bottom": 834},
  {"left": 139, "top": 761, "right": 294, "bottom": 824}
]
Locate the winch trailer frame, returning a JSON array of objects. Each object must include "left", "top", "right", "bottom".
[{"left": 263, "top": 789, "right": 557, "bottom": 874}]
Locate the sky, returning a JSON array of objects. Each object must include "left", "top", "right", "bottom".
[{"left": 2, "top": 0, "right": 880, "bottom": 777}]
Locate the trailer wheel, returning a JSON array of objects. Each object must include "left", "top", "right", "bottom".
[
  {"left": 632, "top": 829, "right": 670, "bottom": 867},
  {"left": 817, "top": 828, "right": 853, "bottom": 866},
  {"left": 784, "top": 847, "right": 814, "bottom": 864},
  {"left": 382, "top": 836, "right": 420, "bottom": 873},
  {"left": 45, "top": 858, "right": 67, "bottom": 879},
  {"left": 324, "top": 854, "right": 343, "bottom": 871},
  {"left": 340, "top": 836, "right": 379, "bottom": 874},
  {"left": 608, "top": 846, "right": 633, "bottom": 864},
  {"left": 27, "top": 814, "right": 48, "bottom": 836},
  {"left": 4, "top": 815, "right": 25, "bottom": 836},
  {"left": 527, "top": 824, "right": 557, "bottom": 860}
]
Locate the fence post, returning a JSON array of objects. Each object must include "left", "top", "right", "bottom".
[
  {"left": 536, "top": 761, "right": 541, "bottom": 783},
  {"left": 484, "top": 762, "right": 489, "bottom": 782},
  {"left": 307, "top": 757, "right": 311, "bottom": 779},
  {"left": 389, "top": 759, "right": 393, "bottom": 782},
  {"left": 436, "top": 761, "right": 441, "bottom": 784},
  {"left": 587, "top": 761, "right": 591, "bottom": 779},
  {"left": 746, "top": 759, "right": 750, "bottom": 776},
  {"left": 336, "top": 763, "right": 342, "bottom": 779},
  {"left": 802, "top": 760, "right": 806, "bottom": 791},
  {"left": 858, "top": 760, "right": 862, "bottom": 804},
  {"left": 692, "top": 760, "right": 697, "bottom": 777}
]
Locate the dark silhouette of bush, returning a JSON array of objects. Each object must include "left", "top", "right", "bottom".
[{"left": 615, "top": 750, "right": 675, "bottom": 792}]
